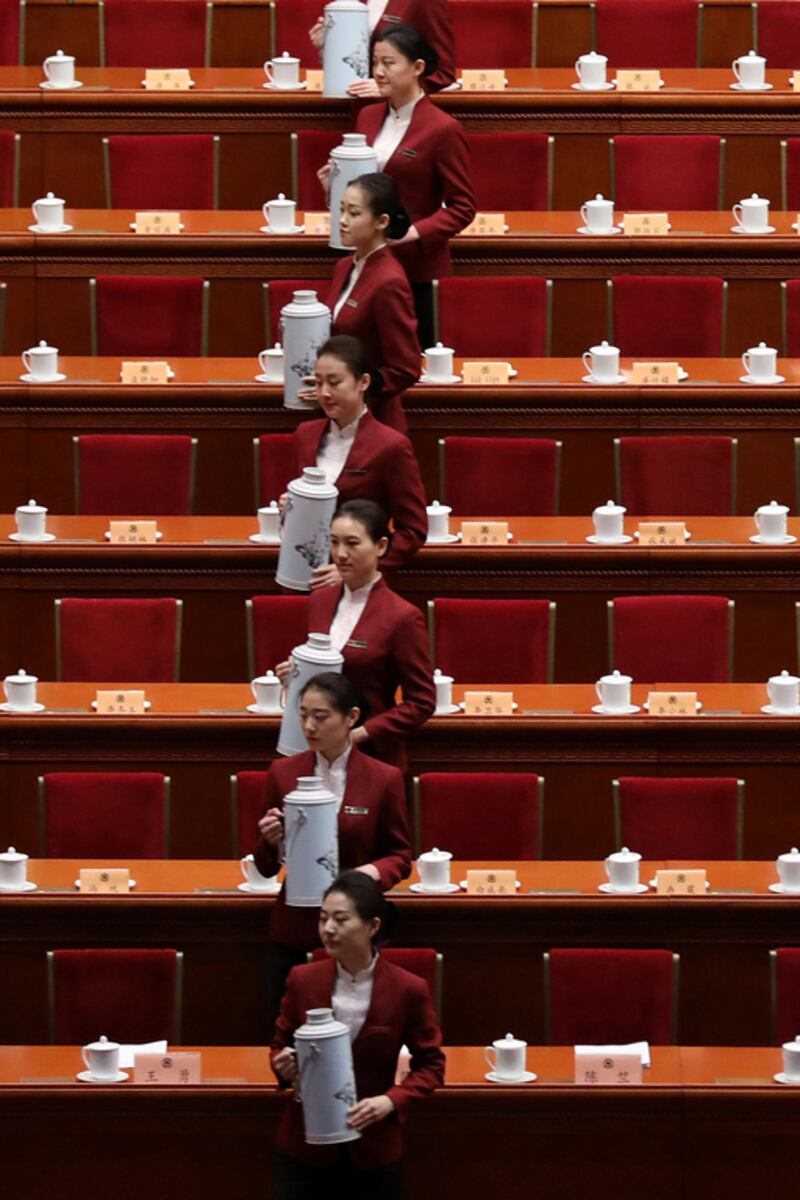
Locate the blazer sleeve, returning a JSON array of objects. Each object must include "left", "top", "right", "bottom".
[
  {"left": 368, "top": 771, "right": 413, "bottom": 888},
  {"left": 385, "top": 979, "right": 445, "bottom": 1117},
  {"left": 373, "top": 275, "right": 421, "bottom": 400},
  {"left": 419, "top": 0, "right": 457, "bottom": 92},
  {"left": 253, "top": 768, "right": 285, "bottom": 879},
  {"left": 363, "top": 604, "right": 435, "bottom": 743},
  {"left": 382, "top": 437, "right": 427, "bottom": 569},
  {"left": 413, "top": 121, "right": 476, "bottom": 246},
  {"left": 270, "top": 965, "right": 304, "bottom": 1088}
]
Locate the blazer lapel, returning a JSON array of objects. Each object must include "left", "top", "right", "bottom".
[
  {"left": 349, "top": 574, "right": 387, "bottom": 641},
  {"left": 353, "top": 954, "right": 392, "bottom": 1045},
  {"left": 384, "top": 94, "right": 430, "bottom": 169}
]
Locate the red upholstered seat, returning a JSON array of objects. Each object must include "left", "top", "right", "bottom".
[
  {"left": 0, "top": 131, "right": 18, "bottom": 205},
  {"left": 611, "top": 276, "right": 725, "bottom": 358},
  {"left": 75, "top": 435, "right": 196, "bottom": 516},
  {"left": 273, "top": 0, "right": 320, "bottom": 59},
  {"left": 265, "top": 279, "right": 330, "bottom": 346},
  {"left": 41, "top": 772, "right": 168, "bottom": 858},
  {"left": 105, "top": 135, "right": 217, "bottom": 210},
  {"left": 416, "top": 772, "right": 542, "bottom": 859},
  {"left": 231, "top": 770, "right": 268, "bottom": 857},
  {"left": 610, "top": 595, "right": 733, "bottom": 682},
  {"left": 616, "top": 436, "right": 736, "bottom": 516},
  {"left": 595, "top": 0, "right": 698, "bottom": 69},
  {"left": 48, "top": 949, "right": 182, "bottom": 1044},
  {"left": 614, "top": 136, "right": 722, "bottom": 211},
  {"left": 437, "top": 277, "right": 549, "bottom": 358},
  {"left": 0, "top": 0, "right": 21, "bottom": 65},
  {"left": 757, "top": 3, "right": 800, "bottom": 70},
  {"left": 546, "top": 948, "right": 678, "bottom": 1044},
  {"left": 246, "top": 595, "right": 309, "bottom": 677},
  {"left": 93, "top": 276, "right": 207, "bottom": 358},
  {"left": 614, "top": 776, "right": 742, "bottom": 860},
  {"left": 450, "top": 0, "right": 534, "bottom": 68},
  {"left": 441, "top": 436, "right": 560, "bottom": 516},
  {"left": 312, "top": 947, "right": 441, "bottom": 1013},
  {"left": 254, "top": 433, "right": 296, "bottom": 508},
  {"left": 293, "top": 130, "right": 341, "bottom": 211},
  {"left": 430, "top": 598, "right": 555, "bottom": 682},
  {"left": 102, "top": 0, "right": 209, "bottom": 68},
  {"left": 465, "top": 133, "right": 550, "bottom": 210},
  {"left": 56, "top": 597, "right": 182, "bottom": 682},
  {"left": 772, "top": 949, "right": 800, "bottom": 1044}
]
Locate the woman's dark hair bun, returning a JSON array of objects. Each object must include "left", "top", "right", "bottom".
[
  {"left": 374, "top": 22, "right": 439, "bottom": 78},
  {"left": 351, "top": 172, "right": 411, "bottom": 240}
]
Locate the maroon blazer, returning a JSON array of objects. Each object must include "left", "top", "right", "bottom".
[
  {"left": 292, "top": 410, "right": 427, "bottom": 568},
  {"left": 272, "top": 955, "right": 445, "bottom": 1169},
  {"left": 328, "top": 249, "right": 421, "bottom": 432},
  {"left": 254, "top": 746, "right": 412, "bottom": 951},
  {"left": 373, "top": 0, "right": 456, "bottom": 93},
  {"left": 356, "top": 95, "right": 475, "bottom": 282},
  {"left": 307, "top": 575, "right": 435, "bottom": 769}
]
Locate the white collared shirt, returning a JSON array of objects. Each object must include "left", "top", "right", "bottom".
[
  {"left": 372, "top": 90, "right": 424, "bottom": 170},
  {"left": 332, "top": 244, "right": 387, "bottom": 321},
  {"left": 314, "top": 743, "right": 352, "bottom": 808},
  {"left": 366, "top": 0, "right": 389, "bottom": 31},
  {"left": 329, "top": 574, "right": 380, "bottom": 653},
  {"left": 333, "top": 953, "right": 378, "bottom": 1040},
  {"left": 315, "top": 406, "right": 366, "bottom": 486}
]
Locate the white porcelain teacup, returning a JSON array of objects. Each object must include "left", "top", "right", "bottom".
[
  {"left": 43, "top": 50, "right": 76, "bottom": 87},
  {"left": 783, "top": 1036, "right": 800, "bottom": 1081},
  {"left": 582, "top": 341, "right": 620, "bottom": 382},
  {"left": 0, "top": 846, "right": 28, "bottom": 889},
  {"left": 732, "top": 193, "right": 770, "bottom": 232},
  {"left": 434, "top": 668, "right": 454, "bottom": 712},
  {"left": 417, "top": 847, "right": 452, "bottom": 891},
  {"left": 767, "top": 669, "right": 800, "bottom": 712},
  {"left": 424, "top": 343, "right": 455, "bottom": 381},
  {"left": 574, "top": 51, "right": 608, "bottom": 90},
  {"left": 257, "top": 501, "right": 281, "bottom": 541},
  {"left": 262, "top": 193, "right": 297, "bottom": 233},
  {"left": 592, "top": 500, "right": 626, "bottom": 542},
  {"left": 484, "top": 1033, "right": 527, "bottom": 1080},
  {"left": 3, "top": 669, "right": 38, "bottom": 709},
  {"left": 264, "top": 51, "right": 301, "bottom": 88},
  {"left": 240, "top": 853, "right": 279, "bottom": 891},
  {"left": 580, "top": 194, "right": 614, "bottom": 233},
  {"left": 258, "top": 342, "right": 284, "bottom": 383},
  {"left": 15, "top": 499, "right": 48, "bottom": 540},
  {"left": 81, "top": 1035, "right": 120, "bottom": 1080},
  {"left": 31, "top": 193, "right": 65, "bottom": 231},
  {"left": 732, "top": 50, "right": 766, "bottom": 89},
  {"left": 742, "top": 342, "right": 778, "bottom": 381},
  {"left": 22, "top": 341, "right": 59, "bottom": 381},
  {"left": 426, "top": 500, "right": 452, "bottom": 542},
  {"left": 754, "top": 500, "right": 789, "bottom": 542},
  {"left": 251, "top": 671, "right": 283, "bottom": 712},
  {"left": 595, "top": 669, "right": 633, "bottom": 712},
  {"left": 604, "top": 846, "right": 642, "bottom": 892},
  {"left": 777, "top": 847, "right": 800, "bottom": 892}
]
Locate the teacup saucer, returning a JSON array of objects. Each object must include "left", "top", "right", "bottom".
[
  {"left": 634, "top": 529, "right": 692, "bottom": 541},
  {"left": 750, "top": 534, "right": 796, "bottom": 545},
  {"left": 260, "top": 224, "right": 305, "bottom": 235},
  {"left": 76, "top": 1070, "right": 128, "bottom": 1083},
  {"left": 91, "top": 700, "right": 151, "bottom": 711},
  {"left": 104, "top": 530, "right": 163, "bottom": 541},
  {"left": 761, "top": 704, "right": 800, "bottom": 716},
  {"left": 0, "top": 879, "right": 38, "bottom": 891},
  {"left": 598, "top": 882, "right": 649, "bottom": 895},
  {"left": 40, "top": 79, "right": 83, "bottom": 89},
  {"left": 643, "top": 700, "right": 702, "bottom": 712},
  {"left": 434, "top": 704, "right": 461, "bottom": 716},
  {"left": 8, "top": 532, "right": 56, "bottom": 543},
  {"left": 238, "top": 879, "right": 281, "bottom": 893},
  {"left": 485, "top": 1070, "right": 537, "bottom": 1084},
  {"left": 582, "top": 373, "right": 627, "bottom": 385},
  {"left": 409, "top": 882, "right": 460, "bottom": 895},
  {"left": 249, "top": 532, "right": 281, "bottom": 544},
  {"left": 731, "top": 224, "right": 775, "bottom": 234},
  {"left": 585, "top": 534, "right": 633, "bottom": 545},
  {"left": 577, "top": 226, "right": 622, "bottom": 236},
  {"left": 419, "top": 373, "right": 461, "bottom": 385},
  {"left": 246, "top": 703, "right": 282, "bottom": 715},
  {"left": 459, "top": 879, "right": 521, "bottom": 890},
  {"left": 129, "top": 222, "right": 185, "bottom": 232},
  {"left": 20, "top": 373, "right": 66, "bottom": 384},
  {"left": 263, "top": 80, "right": 307, "bottom": 91},
  {"left": 591, "top": 703, "right": 640, "bottom": 715},
  {"left": 458, "top": 700, "right": 518, "bottom": 712},
  {"left": 739, "top": 374, "right": 785, "bottom": 384},
  {"left": 571, "top": 81, "right": 615, "bottom": 91},
  {"left": 425, "top": 533, "right": 460, "bottom": 545},
  {"left": 769, "top": 882, "right": 800, "bottom": 893},
  {"left": 75, "top": 878, "right": 136, "bottom": 888},
  {"left": 254, "top": 374, "right": 282, "bottom": 384},
  {"left": 28, "top": 224, "right": 73, "bottom": 234},
  {"left": 773, "top": 1073, "right": 800, "bottom": 1084},
  {"left": 0, "top": 701, "right": 45, "bottom": 713},
  {"left": 730, "top": 81, "right": 772, "bottom": 91}
]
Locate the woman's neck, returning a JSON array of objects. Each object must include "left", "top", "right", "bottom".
[
  {"left": 343, "top": 567, "right": 380, "bottom": 593},
  {"left": 353, "top": 236, "right": 385, "bottom": 262},
  {"left": 391, "top": 83, "right": 423, "bottom": 112},
  {"left": 319, "top": 735, "right": 350, "bottom": 766},
  {"left": 332, "top": 401, "right": 365, "bottom": 432},
  {"left": 338, "top": 945, "right": 375, "bottom": 977}
]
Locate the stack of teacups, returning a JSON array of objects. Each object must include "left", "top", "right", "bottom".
[
  {"left": 240, "top": 853, "right": 280, "bottom": 892},
  {"left": 779, "top": 1036, "right": 800, "bottom": 1084},
  {"left": 753, "top": 501, "right": 791, "bottom": 543},
  {"left": 582, "top": 341, "right": 622, "bottom": 384},
  {"left": 30, "top": 193, "right": 68, "bottom": 233},
  {"left": 250, "top": 670, "right": 283, "bottom": 712},
  {"left": 80, "top": 1035, "right": 124, "bottom": 1083},
  {"left": 776, "top": 847, "right": 800, "bottom": 892},
  {"left": 0, "top": 846, "right": 30, "bottom": 891},
  {"left": 603, "top": 847, "right": 643, "bottom": 893},
  {"left": 263, "top": 51, "right": 301, "bottom": 89},
  {"left": 42, "top": 50, "right": 80, "bottom": 89},
  {"left": 416, "top": 847, "right": 453, "bottom": 892},
  {"left": 574, "top": 52, "right": 609, "bottom": 91},
  {"left": 21, "top": 343, "right": 62, "bottom": 383},
  {"left": 764, "top": 670, "right": 800, "bottom": 715},
  {"left": 731, "top": 50, "right": 768, "bottom": 91},
  {"left": 257, "top": 343, "right": 284, "bottom": 383},
  {"left": 433, "top": 668, "right": 455, "bottom": 714},
  {"left": 594, "top": 670, "right": 636, "bottom": 714},
  {"left": 741, "top": 344, "right": 782, "bottom": 384},
  {"left": 589, "top": 500, "right": 628, "bottom": 544},
  {"left": 484, "top": 1033, "right": 533, "bottom": 1083},
  {"left": 423, "top": 343, "right": 456, "bottom": 383},
  {"left": 3, "top": 669, "right": 40, "bottom": 711},
  {"left": 731, "top": 194, "right": 772, "bottom": 234},
  {"left": 255, "top": 501, "right": 281, "bottom": 543},
  {"left": 262, "top": 194, "right": 298, "bottom": 234},
  {"left": 426, "top": 501, "right": 452, "bottom": 544},
  {"left": 579, "top": 194, "right": 617, "bottom": 235}
]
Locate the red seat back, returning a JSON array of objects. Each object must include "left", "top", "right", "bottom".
[
  {"left": 107, "top": 135, "right": 216, "bottom": 210},
  {"left": 248, "top": 595, "right": 309, "bottom": 676},
  {"left": 432, "top": 598, "right": 553, "bottom": 683},
  {"left": 773, "top": 949, "right": 800, "bottom": 1045},
  {"left": 103, "top": 0, "right": 208, "bottom": 68},
  {"left": 95, "top": 276, "right": 206, "bottom": 358},
  {"left": 0, "top": 0, "right": 20, "bottom": 65},
  {"left": 616, "top": 776, "right": 741, "bottom": 860},
  {"left": 232, "top": 770, "right": 269, "bottom": 857},
  {"left": 293, "top": 131, "right": 341, "bottom": 211},
  {"left": 273, "top": 0, "right": 320, "bottom": 60},
  {"left": 266, "top": 278, "right": 330, "bottom": 345},
  {"left": 443, "top": 436, "right": 559, "bottom": 516},
  {"left": 50, "top": 949, "right": 180, "bottom": 1044},
  {"left": 617, "top": 436, "right": 735, "bottom": 516},
  {"left": 757, "top": 2, "right": 800, "bottom": 70},
  {"left": 418, "top": 773, "right": 542, "bottom": 859},
  {"left": 450, "top": 0, "right": 533, "bottom": 68},
  {"left": 0, "top": 131, "right": 16, "bottom": 205},
  {"left": 437, "top": 277, "right": 549, "bottom": 358},
  {"left": 42, "top": 772, "right": 167, "bottom": 858},
  {"left": 465, "top": 133, "right": 549, "bottom": 210},
  {"left": 255, "top": 433, "right": 296, "bottom": 508},
  {"left": 612, "top": 276, "right": 725, "bottom": 358},
  {"left": 784, "top": 140, "right": 800, "bottom": 215},
  {"left": 76, "top": 435, "right": 195, "bottom": 516},
  {"left": 548, "top": 948, "right": 676, "bottom": 1044},
  {"left": 614, "top": 136, "right": 721, "bottom": 211},
  {"left": 596, "top": 0, "right": 698, "bottom": 68},
  {"left": 611, "top": 594, "right": 732, "bottom": 682},
  {"left": 58, "top": 597, "right": 181, "bottom": 682}
]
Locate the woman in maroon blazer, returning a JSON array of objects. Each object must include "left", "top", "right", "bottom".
[
  {"left": 272, "top": 871, "right": 445, "bottom": 1196},
  {"left": 309, "top": 0, "right": 456, "bottom": 94},
  {"left": 291, "top": 336, "right": 427, "bottom": 564},
  {"left": 328, "top": 172, "right": 420, "bottom": 432},
  {"left": 257, "top": 673, "right": 412, "bottom": 1025}
]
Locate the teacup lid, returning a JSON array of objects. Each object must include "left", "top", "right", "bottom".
[
  {"left": 16, "top": 498, "right": 46, "bottom": 513},
  {"left": 579, "top": 51, "right": 606, "bottom": 63},
  {"left": 586, "top": 193, "right": 608, "bottom": 203},
  {"left": 5, "top": 667, "right": 36, "bottom": 683},
  {"left": 253, "top": 669, "right": 280, "bottom": 685},
  {"left": 778, "top": 846, "right": 800, "bottom": 863},
  {"left": 598, "top": 668, "right": 632, "bottom": 684},
  {"left": 590, "top": 339, "right": 618, "bottom": 354},
  {"left": 594, "top": 499, "right": 626, "bottom": 515},
  {"left": 269, "top": 192, "right": 294, "bottom": 208},
  {"left": 26, "top": 341, "right": 55, "bottom": 355},
  {"left": 425, "top": 341, "right": 453, "bottom": 355},
  {"left": 607, "top": 845, "right": 642, "bottom": 863},
  {"left": 37, "top": 191, "right": 63, "bottom": 205},
  {"left": 49, "top": 49, "right": 72, "bottom": 59},
  {"left": 757, "top": 499, "right": 788, "bottom": 514},
  {"left": 493, "top": 1032, "right": 526, "bottom": 1049},
  {"left": 427, "top": 499, "right": 452, "bottom": 515},
  {"left": 258, "top": 500, "right": 280, "bottom": 514},
  {"left": 742, "top": 192, "right": 764, "bottom": 202},
  {"left": 782, "top": 1035, "right": 800, "bottom": 1051},
  {"left": 274, "top": 51, "right": 299, "bottom": 62},
  {"left": 741, "top": 50, "right": 764, "bottom": 60},
  {"left": 434, "top": 668, "right": 454, "bottom": 684},
  {"left": 84, "top": 1034, "right": 119, "bottom": 1052},
  {"left": 0, "top": 846, "right": 28, "bottom": 862},
  {"left": 266, "top": 341, "right": 283, "bottom": 355},
  {"left": 419, "top": 846, "right": 452, "bottom": 863},
  {"left": 770, "top": 668, "right": 799, "bottom": 683}
]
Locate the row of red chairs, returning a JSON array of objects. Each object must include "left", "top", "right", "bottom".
[{"left": 41, "top": 945, "right": 800, "bottom": 1047}]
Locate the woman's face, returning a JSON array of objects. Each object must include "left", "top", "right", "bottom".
[
  {"left": 339, "top": 184, "right": 388, "bottom": 250},
  {"left": 330, "top": 514, "right": 387, "bottom": 584},
  {"left": 299, "top": 686, "right": 357, "bottom": 756},
  {"left": 319, "top": 890, "right": 380, "bottom": 959},
  {"left": 314, "top": 353, "right": 369, "bottom": 426},
  {"left": 372, "top": 40, "right": 424, "bottom": 100}
]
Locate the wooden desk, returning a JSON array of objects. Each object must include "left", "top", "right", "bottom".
[{"left": 0, "top": 1044, "right": 795, "bottom": 1200}]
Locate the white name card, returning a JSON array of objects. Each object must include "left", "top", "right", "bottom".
[
  {"left": 654, "top": 868, "right": 708, "bottom": 895},
  {"left": 107, "top": 521, "right": 159, "bottom": 544},
  {"left": 304, "top": 69, "right": 324, "bottom": 92},
  {"left": 574, "top": 1050, "right": 643, "bottom": 1085},
  {"left": 462, "top": 361, "right": 511, "bottom": 385},
  {"left": 631, "top": 361, "right": 680, "bottom": 385},
  {"left": 78, "top": 867, "right": 130, "bottom": 893},
  {"left": 463, "top": 690, "right": 515, "bottom": 715},
  {"left": 465, "top": 869, "right": 518, "bottom": 895},
  {"left": 133, "top": 1051, "right": 202, "bottom": 1084},
  {"left": 460, "top": 521, "right": 509, "bottom": 545},
  {"left": 303, "top": 211, "right": 331, "bottom": 236},
  {"left": 637, "top": 521, "right": 687, "bottom": 545},
  {"left": 143, "top": 69, "right": 193, "bottom": 90},
  {"left": 120, "top": 361, "right": 170, "bottom": 384},
  {"left": 459, "top": 212, "right": 506, "bottom": 236},
  {"left": 95, "top": 690, "right": 147, "bottom": 714},
  {"left": 791, "top": 72, "right": 800, "bottom": 92},
  {"left": 646, "top": 691, "right": 698, "bottom": 716},
  {"left": 133, "top": 211, "right": 181, "bottom": 235},
  {"left": 615, "top": 70, "right": 662, "bottom": 92},
  {"left": 622, "top": 212, "right": 670, "bottom": 236},
  {"left": 460, "top": 70, "right": 507, "bottom": 91}
]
